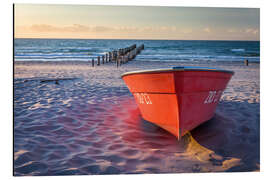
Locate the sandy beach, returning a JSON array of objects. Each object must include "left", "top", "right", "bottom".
[{"left": 14, "top": 60, "right": 260, "bottom": 175}]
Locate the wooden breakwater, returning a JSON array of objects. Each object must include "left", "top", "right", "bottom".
[{"left": 90, "top": 44, "right": 144, "bottom": 68}]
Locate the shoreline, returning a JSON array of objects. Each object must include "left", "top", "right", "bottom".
[
  {"left": 14, "top": 60, "right": 260, "bottom": 64},
  {"left": 14, "top": 37, "right": 260, "bottom": 42}
]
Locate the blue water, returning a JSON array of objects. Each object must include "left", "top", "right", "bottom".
[{"left": 14, "top": 39, "right": 260, "bottom": 62}]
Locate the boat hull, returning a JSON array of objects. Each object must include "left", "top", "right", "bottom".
[{"left": 122, "top": 68, "right": 233, "bottom": 139}]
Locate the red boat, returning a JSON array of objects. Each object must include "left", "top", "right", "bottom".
[{"left": 122, "top": 66, "right": 234, "bottom": 139}]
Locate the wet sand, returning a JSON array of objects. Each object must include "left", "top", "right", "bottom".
[{"left": 14, "top": 60, "right": 260, "bottom": 175}]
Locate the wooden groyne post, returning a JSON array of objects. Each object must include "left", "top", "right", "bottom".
[
  {"left": 244, "top": 59, "right": 249, "bottom": 66},
  {"left": 119, "top": 44, "right": 143, "bottom": 66},
  {"left": 92, "top": 58, "right": 94, "bottom": 67},
  {"left": 109, "top": 52, "right": 112, "bottom": 62},
  {"left": 97, "top": 56, "right": 100, "bottom": 66},
  {"left": 90, "top": 44, "right": 144, "bottom": 68}
]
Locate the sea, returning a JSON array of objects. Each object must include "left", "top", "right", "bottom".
[{"left": 14, "top": 38, "right": 260, "bottom": 62}]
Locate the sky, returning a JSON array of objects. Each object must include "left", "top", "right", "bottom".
[{"left": 14, "top": 4, "right": 260, "bottom": 40}]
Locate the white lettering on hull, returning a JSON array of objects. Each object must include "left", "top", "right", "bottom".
[
  {"left": 204, "top": 90, "right": 223, "bottom": 104},
  {"left": 134, "top": 93, "right": 152, "bottom": 104},
  {"left": 134, "top": 90, "right": 223, "bottom": 105}
]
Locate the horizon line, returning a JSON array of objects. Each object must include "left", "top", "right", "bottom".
[{"left": 14, "top": 37, "right": 260, "bottom": 42}]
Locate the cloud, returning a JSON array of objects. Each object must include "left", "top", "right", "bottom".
[
  {"left": 227, "top": 28, "right": 259, "bottom": 35},
  {"left": 114, "top": 26, "right": 139, "bottom": 32},
  {"left": 245, "top": 28, "right": 259, "bottom": 34},
  {"left": 180, "top": 28, "right": 192, "bottom": 34},
  {"left": 92, "top": 26, "right": 113, "bottom": 32},
  {"left": 171, "top": 26, "right": 177, "bottom": 31},
  {"left": 203, "top": 27, "right": 211, "bottom": 33},
  {"left": 17, "top": 24, "right": 185, "bottom": 35},
  {"left": 30, "top": 24, "right": 58, "bottom": 32},
  {"left": 17, "top": 24, "right": 259, "bottom": 41},
  {"left": 227, "top": 28, "right": 237, "bottom": 33},
  {"left": 253, "top": 29, "right": 259, "bottom": 34},
  {"left": 137, "top": 26, "right": 179, "bottom": 33},
  {"left": 70, "top": 24, "right": 90, "bottom": 32},
  {"left": 29, "top": 24, "right": 90, "bottom": 32},
  {"left": 24, "top": 24, "right": 116, "bottom": 33}
]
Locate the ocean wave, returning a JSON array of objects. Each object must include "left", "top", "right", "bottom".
[
  {"left": 14, "top": 39, "right": 260, "bottom": 63},
  {"left": 14, "top": 58, "right": 97, "bottom": 61},
  {"left": 231, "top": 48, "right": 245, "bottom": 52},
  {"left": 15, "top": 55, "right": 260, "bottom": 62}
]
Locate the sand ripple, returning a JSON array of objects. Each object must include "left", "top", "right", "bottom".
[{"left": 14, "top": 61, "right": 260, "bottom": 175}]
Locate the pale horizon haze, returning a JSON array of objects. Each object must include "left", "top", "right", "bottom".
[{"left": 14, "top": 4, "right": 260, "bottom": 41}]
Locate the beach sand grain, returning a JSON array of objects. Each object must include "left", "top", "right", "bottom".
[{"left": 14, "top": 60, "right": 260, "bottom": 175}]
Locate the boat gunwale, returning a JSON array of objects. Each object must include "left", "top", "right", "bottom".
[{"left": 121, "top": 68, "right": 234, "bottom": 77}]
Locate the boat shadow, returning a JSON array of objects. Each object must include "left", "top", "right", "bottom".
[
  {"left": 120, "top": 98, "right": 259, "bottom": 172},
  {"left": 187, "top": 101, "right": 260, "bottom": 172}
]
